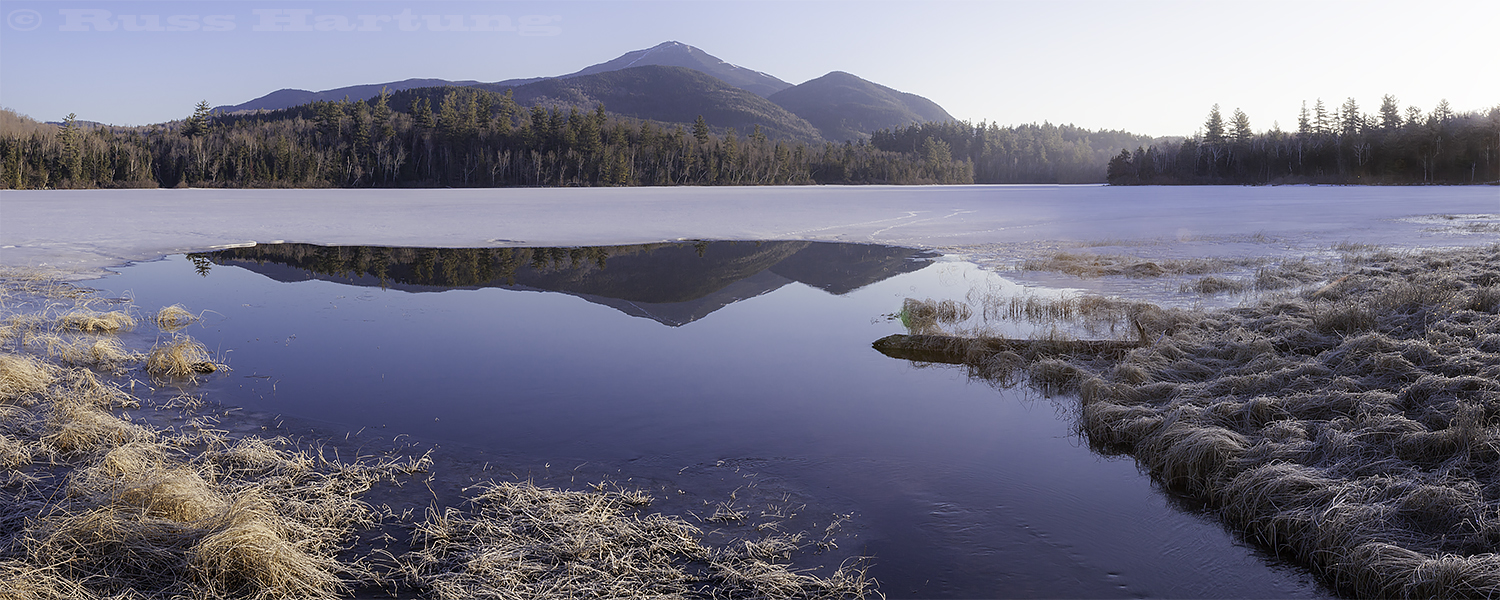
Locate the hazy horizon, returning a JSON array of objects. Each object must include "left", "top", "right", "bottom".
[{"left": 1, "top": 0, "right": 1496, "bottom": 138}]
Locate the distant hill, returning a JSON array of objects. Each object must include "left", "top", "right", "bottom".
[
  {"left": 212, "top": 77, "right": 521, "bottom": 114},
  {"left": 770, "top": 71, "right": 953, "bottom": 142},
  {"left": 492, "top": 66, "right": 823, "bottom": 143},
  {"left": 560, "top": 40, "right": 790, "bottom": 98}
]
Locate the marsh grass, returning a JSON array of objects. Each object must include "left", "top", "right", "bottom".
[
  {"left": 1172, "top": 257, "right": 1343, "bottom": 297},
  {"left": 1, "top": 269, "right": 881, "bottom": 599},
  {"left": 401, "top": 480, "right": 875, "bottom": 599},
  {"left": 1019, "top": 252, "right": 1267, "bottom": 279},
  {"left": 944, "top": 244, "right": 1500, "bottom": 598},
  {"left": 56, "top": 310, "right": 136, "bottom": 333},
  {"left": 902, "top": 290, "right": 1165, "bottom": 343},
  {"left": 899, "top": 298, "right": 971, "bottom": 335}
]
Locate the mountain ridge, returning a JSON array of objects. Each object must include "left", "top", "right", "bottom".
[{"left": 211, "top": 41, "right": 952, "bottom": 143}]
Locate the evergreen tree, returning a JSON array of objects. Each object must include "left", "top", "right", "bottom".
[
  {"left": 692, "top": 115, "right": 710, "bottom": 144},
  {"left": 1339, "top": 97, "right": 1362, "bottom": 136},
  {"left": 1313, "top": 98, "right": 1331, "bottom": 135},
  {"left": 1378, "top": 95, "right": 1402, "bottom": 129},
  {"left": 1432, "top": 99, "right": 1454, "bottom": 125},
  {"left": 412, "top": 98, "right": 434, "bottom": 129},
  {"left": 1231, "top": 108, "right": 1252, "bottom": 143},
  {"left": 1106, "top": 148, "right": 1133, "bottom": 183},
  {"left": 373, "top": 87, "right": 394, "bottom": 140},
  {"left": 182, "top": 100, "right": 212, "bottom": 137},
  {"left": 1405, "top": 106, "right": 1425, "bottom": 129},
  {"left": 1203, "top": 104, "right": 1226, "bottom": 143},
  {"left": 59, "top": 113, "right": 82, "bottom": 183},
  {"left": 1297, "top": 101, "right": 1311, "bottom": 136}
]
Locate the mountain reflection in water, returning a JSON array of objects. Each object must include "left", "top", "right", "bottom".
[{"left": 202, "top": 241, "right": 937, "bottom": 327}]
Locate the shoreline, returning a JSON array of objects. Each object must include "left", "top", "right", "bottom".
[{"left": 0, "top": 271, "right": 876, "bottom": 599}]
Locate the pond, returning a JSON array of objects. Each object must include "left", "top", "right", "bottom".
[{"left": 97, "top": 240, "right": 1331, "bottom": 599}]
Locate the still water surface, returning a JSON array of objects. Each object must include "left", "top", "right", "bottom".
[{"left": 100, "top": 241, "right": 1332, "bottom": 599}]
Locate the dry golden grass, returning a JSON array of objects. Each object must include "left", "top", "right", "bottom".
[
  {"left": 402, "top": 480, "right": 876, "bottom": 599},
  {"left": 43, "top": 398, "right": 152, "bottom": 456},
  {"left": 55, "top": 310, "right": 136, "bottom": 333},
  {"left": 26, "top": 334, "right": 139, "bottom": 368},
  {"left": 1, "top": 353, "right": 56, "bottom": 402}
]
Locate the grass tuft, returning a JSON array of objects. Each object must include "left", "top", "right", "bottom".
[{"left": 146, "top": 336, "right": 217, "bottom": 379}]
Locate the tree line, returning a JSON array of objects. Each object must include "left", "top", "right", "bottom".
[
  {"left": 1106, "top": 97, "right": 1500, "bottom": 185},
  {"left": 1, "top": 86, "right": 1164, "bottom": 190},
  {"left": 871, "top": 120, "right": 1161, "bottom": 183}
]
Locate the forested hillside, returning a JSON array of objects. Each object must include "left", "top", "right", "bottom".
[
  {"left": 1107, "top": 98, "right": 1500, "bottom": 185},
  {"left": 0, "top": 88, "right": 1156, "bottom": 189}
]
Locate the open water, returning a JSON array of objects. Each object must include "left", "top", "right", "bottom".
[{"left": 94, "top": 240, "right": 1334, "bottom": 598}]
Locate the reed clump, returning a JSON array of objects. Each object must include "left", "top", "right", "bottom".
[
  {"left": 900, "top": 298, "right": 972, "bottom": 335},
  {"left": 957, "top": 244, "right": 1500, "bottom": 597}
]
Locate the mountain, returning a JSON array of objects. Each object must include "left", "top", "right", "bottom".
[
  {"left": 493, "top": 66, "right": 822, "bottom": 143},
  {"left": 209, "top": 42, "right": 954, "bottom": 143},
  {"left": 560, "top": 41, "right": 790, "bottom": 98},
  {"left": 769, "top": 71, "right": 953, "bottom": 142},
  {"left": 213, "top": 41, "right": 788, "bottom": 114}
]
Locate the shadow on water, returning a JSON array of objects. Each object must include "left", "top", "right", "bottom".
[{"left": 101, "top": 241, "right": 1335, "bottom": 599}]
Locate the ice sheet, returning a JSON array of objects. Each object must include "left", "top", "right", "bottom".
[{"left": 1, "top": 184, "right": 1495, "bottom": 275}]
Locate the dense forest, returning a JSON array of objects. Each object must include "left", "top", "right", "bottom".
[
  {"left": 1107, "top": 97, "right": 1500, "bottom": 185},
  {"left": 0, "top": 86, "right": 1154, "bottom": 189}
]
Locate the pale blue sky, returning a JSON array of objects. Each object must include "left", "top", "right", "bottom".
[{"left": 2, "top": 0, "right": 1495, "bottom": 137}]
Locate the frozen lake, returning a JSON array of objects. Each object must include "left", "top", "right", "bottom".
[
  {"left": 1, "top": 184, "right": 1496, "bottom": 597},
  {"left": 2, "top": 185, "right": 1496, "bottom": 274}
]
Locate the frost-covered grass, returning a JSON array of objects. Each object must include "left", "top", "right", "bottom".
[{"left": 931, "top": 244, "right": 1500, "bottom": 598}]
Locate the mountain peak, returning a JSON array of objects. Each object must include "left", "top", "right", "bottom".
[{"left": 564, "top": 41, "right": 791, "bottom": 98}]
